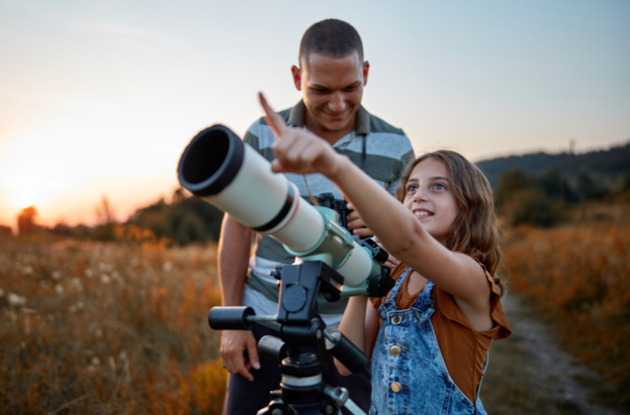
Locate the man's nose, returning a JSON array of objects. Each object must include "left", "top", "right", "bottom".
[{"left": 328, "top": 92, "right": 347, "bottom": 113}]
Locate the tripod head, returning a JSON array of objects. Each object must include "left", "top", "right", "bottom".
[{"left": 209, "top": 260, "right": 375, "bottom": 415}]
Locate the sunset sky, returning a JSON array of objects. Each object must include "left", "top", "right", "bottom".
[{"left": 1, "top": 0, "right": 628, "bottom": 232}]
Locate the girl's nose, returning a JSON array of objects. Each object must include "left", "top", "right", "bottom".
[{"left": 413, "top": 190, "right": 428, "bottom": 202}]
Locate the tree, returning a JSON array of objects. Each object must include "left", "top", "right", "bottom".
[
  {"left": 95, "top": 196, "right": 115, "bottom": 225},
  {"left": 17, "top": 206, "right": 38, "bottom": 235},
  {"left": 93, "top": 196, "right": 116, "bottom": 240}
]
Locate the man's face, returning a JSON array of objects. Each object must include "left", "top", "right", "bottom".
[{"left": 292, "top": 51, "right": 369, "bottom": 139}]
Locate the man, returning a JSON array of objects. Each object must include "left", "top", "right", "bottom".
[{"left": 219, "top": 19, "right": 414, "bottom": 415}]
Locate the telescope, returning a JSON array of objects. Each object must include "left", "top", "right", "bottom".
[{"left": 177, "top": 124, "right": 394, "bottom": 415}]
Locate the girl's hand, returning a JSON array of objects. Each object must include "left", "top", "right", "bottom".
[{"left": 259, "top": 93, "right": 345, "bottom": 178}]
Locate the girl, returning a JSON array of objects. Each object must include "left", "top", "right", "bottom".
[{"left": 260, "top": 93, "right": 511, "bottom": 415}]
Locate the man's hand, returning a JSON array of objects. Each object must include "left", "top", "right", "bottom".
[
  {"left": 346, "top": 202, "right": 374, "bottom": 238},
  {"left": 220, "top": 330, "right": 260, "bottom": 381}
]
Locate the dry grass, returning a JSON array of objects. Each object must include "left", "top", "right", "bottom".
[
  {"left": 0, "top": 239, "right": 226, "bottom": 414},
  {"left": 2, "top": 200, "right": 629, "bottom": 414},
  {"left": 494, "top": 201, "right": 630, "bottom": 413}
]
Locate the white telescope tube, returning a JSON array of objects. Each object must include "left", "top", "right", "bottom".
[{"left": 177, "top": 124, "right": 375, "bottom": 287}]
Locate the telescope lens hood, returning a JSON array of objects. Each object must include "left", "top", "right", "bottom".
[{"left": 177, "top": 124, "right": 245, "bottom": 196}]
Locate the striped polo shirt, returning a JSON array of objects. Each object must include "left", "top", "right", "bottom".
[{"left": 242, "top": 101, "right": 415, "bottom": 324}]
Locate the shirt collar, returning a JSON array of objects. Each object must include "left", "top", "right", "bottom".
[{"left": 287, "top": 100, "right": 371, "bottom": 136}]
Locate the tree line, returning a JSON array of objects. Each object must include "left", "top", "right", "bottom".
[{"left": 5, "top": 141, "right": 628, "bottom": 242}]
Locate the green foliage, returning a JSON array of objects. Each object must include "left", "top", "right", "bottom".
[
  {"left": 501, "top": 188, "right": 563, "bottom": 227},
  {"left": 129, "top": 189, "right": 224, "bottom": 246},
  {"left": 476, "top": 141, "right": 630, "bottom": 192},
  {"left": 496, "top": 169, "right": 565, "bottom": 227}
]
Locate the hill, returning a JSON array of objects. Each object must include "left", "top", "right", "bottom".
[{"left": 475, "top": 141, "right": 630, "bottom": 189}]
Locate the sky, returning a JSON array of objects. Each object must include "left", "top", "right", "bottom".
[{"left": 0, "top": 0, "right": 629, "bottom": 231}]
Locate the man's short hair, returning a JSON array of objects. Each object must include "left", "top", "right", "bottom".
[{"left": 299, "top": 19, "right": 364, "bottom": 68}]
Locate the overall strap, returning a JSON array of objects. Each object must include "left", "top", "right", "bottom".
[
  {"left": 378, "top": 267, "right": 412, "bottom": 316},
  {"left": 410, "top": 280, "right": 436, "bottom": 314}
]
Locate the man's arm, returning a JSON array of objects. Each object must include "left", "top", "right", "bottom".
[{"left": 218, "top": 214, "right": 260, "bottom": 380}]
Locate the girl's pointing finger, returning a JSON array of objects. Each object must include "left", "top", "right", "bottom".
[{"left": 259, "top": 92, "right": 288, "bottom": 138}]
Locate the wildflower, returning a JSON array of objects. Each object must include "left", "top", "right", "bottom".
[
  {"left": 77, "top": 301, "right": 84, "bottom": 309},
  {"left": 51, "top": 270, "right": 62, "bottom": 280},
  {"left": 8, "top": 293, "right": 26, "bottom": 307},
  {"left": 55, "top": 284, "right": 64, "bottom": 294},
  {"left": 119, "top": 351, "right": 127, "bottom": 361},
  {"left": 71, "top": 277, "right": 82, "bottom": 286},
  {"left": 85, "top": 269, "right": 94, "bottom": 278},
  {"left": 163, "top": 262, "right": 173, "bottom": 272},
  {"left": 101, "top": 274, "right": 111, "bottom": 284},
  {"left": 86, "top": 356, "right": 101, "bottom": 371},
  {"left": 21, "top": 265, "right": 33, "bottom": 276}
]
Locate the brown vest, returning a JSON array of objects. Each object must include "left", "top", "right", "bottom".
[{"left": 371, "top": 263, "right": 511, "bottom": 402}]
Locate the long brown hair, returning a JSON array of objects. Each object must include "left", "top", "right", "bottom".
[{"left": 395, "top": 150, "right": 505, "bottom": 295}]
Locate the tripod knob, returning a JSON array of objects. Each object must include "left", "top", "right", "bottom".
[{"left": 208, "top": 306, "right": 255, "bottom": 330}]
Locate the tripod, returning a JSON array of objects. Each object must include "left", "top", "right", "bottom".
[{"left": 209, "top": 261, "right": 371, "bottom": 415}]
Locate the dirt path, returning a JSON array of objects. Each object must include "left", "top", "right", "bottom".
[{"left": 481, "top": 293, "right": 623, "bottom": 415}]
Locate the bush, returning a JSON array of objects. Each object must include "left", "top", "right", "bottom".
[{"left": 501, "top": 188, "right": 564, "bottom": 227}]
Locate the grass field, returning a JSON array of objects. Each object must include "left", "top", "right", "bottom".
[
  {"left": 1, "top": 200, "right": 628, "bottom": 414},
  {"left": 0, "top": 239, "right": 225, "bottom": 414}
]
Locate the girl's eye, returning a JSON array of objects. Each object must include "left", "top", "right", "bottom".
[
  {"left": 407, "top": 185, "right": 418, "bottom": 193},
  {"left": 432, "top": 183, "right": 446, "bottom": 191}
]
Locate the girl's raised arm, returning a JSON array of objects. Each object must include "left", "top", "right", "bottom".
[{"left": 260, "top": 94, "right": 491, "bottom": 317}]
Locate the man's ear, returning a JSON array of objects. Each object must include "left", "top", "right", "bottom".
[
  {"left": 291, "top": 65, "right": 302, "bottom": 91},
  {"left": 363, "top": 61, "right": 370, "bottom": 86}
]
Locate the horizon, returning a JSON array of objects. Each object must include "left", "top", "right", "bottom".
[{"left": 1, "top": 0, "right": 628, "bottom": 231}]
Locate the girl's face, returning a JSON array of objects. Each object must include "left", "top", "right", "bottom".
[{"left": 403, "top": 158, "right": 459, "bottom": 245}]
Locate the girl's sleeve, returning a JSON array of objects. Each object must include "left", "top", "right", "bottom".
[
  {"left": 434, "top": 263, "right": 512, "bottom": 340},
  {"left": 482, "top": 270, "right": 512, "bottom": 339}
]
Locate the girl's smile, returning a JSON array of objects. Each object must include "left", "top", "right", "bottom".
[{"left": 412, "top": 208, "right": 434, "bottom": 218}]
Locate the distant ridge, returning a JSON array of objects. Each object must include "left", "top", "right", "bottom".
[{"left": 475, "top": 141, "right": 630, "bottom": 188}]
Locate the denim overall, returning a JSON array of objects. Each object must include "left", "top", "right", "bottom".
[{"left": 370, "top": 267, "right": 488, "bottom": 415}]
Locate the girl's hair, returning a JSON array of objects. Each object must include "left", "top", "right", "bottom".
[{"left": 394, "top": 150, "right": 506, "bottom": 296}]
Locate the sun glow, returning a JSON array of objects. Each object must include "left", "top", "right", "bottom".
[{"left": 0, "top": 102, "right": 205, "bottom": 228}]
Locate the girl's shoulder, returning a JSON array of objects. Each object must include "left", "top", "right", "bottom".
[{"left": 434, "top": 260, "right": 511, "bottom": 339}]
